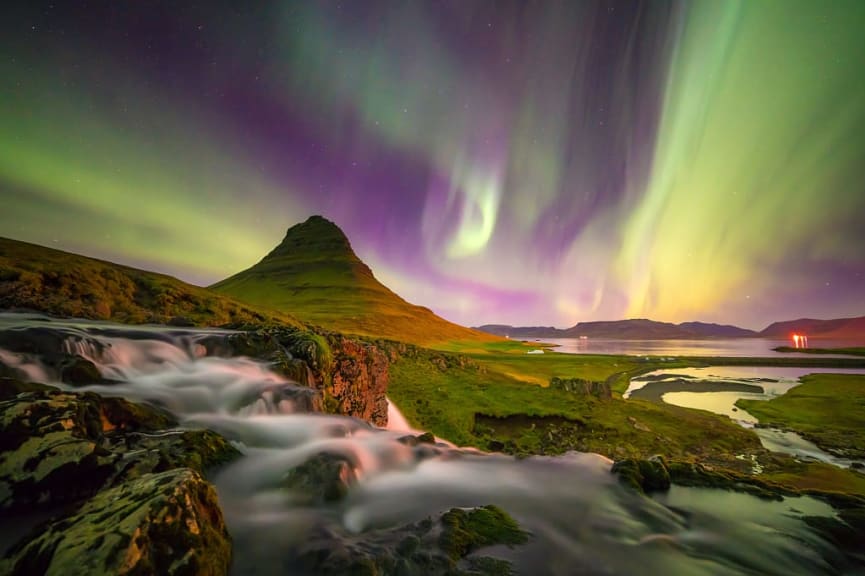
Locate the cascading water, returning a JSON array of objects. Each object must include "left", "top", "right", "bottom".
[{"left": 0, "top": 314, "right": 857, "bottom": 575}]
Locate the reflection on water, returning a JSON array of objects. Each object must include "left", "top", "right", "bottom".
[
  {"left": 546, "top": 337, "right": 863, "bottom": 357},
  {"left": 662, "top": 391, "right": 766, "bottom": 423},
  {"left": 628, "top": 366, "right": 865, "bottom": 469}
]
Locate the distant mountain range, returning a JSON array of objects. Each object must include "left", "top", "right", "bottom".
[
  {"left": 476, "top": 316, "right": 865, "bottom": 341},
  {"left": 759, "top": 316, "right": 865, "bottom": 340}
]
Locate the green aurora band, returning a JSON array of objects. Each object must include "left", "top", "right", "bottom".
[{"left": 1, "top": 0, "right": 863, "bottom": 328}]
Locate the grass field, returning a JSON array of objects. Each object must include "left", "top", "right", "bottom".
[
  {"left": 773, "top": 346, "right": 865, "bottom": 357},
  {"left": 388, "top": 347, "right": 865, "bottom": 497}
]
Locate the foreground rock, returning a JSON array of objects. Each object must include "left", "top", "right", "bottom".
[
  {"left": 0, "top": 388, "right": 238, "bottom": 511},
  {"left": 292, "top": 505, "right": 529, "bottom": 575},
  {"left": 0, "top": 386, "right": 238, "bottom": 574},
  {"left": 1, "top": 468, "right": 231, "bottom": 576}
]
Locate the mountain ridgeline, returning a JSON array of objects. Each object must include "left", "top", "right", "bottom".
[
  {"left": 211, "top": 216, "right": 493, "bottom": 345},
  {"left": 476, "top": 319, "right": 758, "bottom": 340},
  {"left": 0, "top": 236, "right": 302, "bottom": 328},
  {"left": 476, "top": 317, "right": 865, "bottom": 340}
]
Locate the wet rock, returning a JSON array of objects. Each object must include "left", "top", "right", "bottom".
[
  {"left": 611, "top": 456, "right": 671, "bottom": 493},
  {"left": 666, "top": 461, "right": 785, "bottom": 501},
  {"left": 398, "top": 431, "right": 437, "bottom": 446},
  {"left": 58, "top": 356, "right": 102, "bottom": 386},
  {"left": 283, "top": 453, "right": 357, "bottom": 503},
  {"left": 206, "top": 327, "right": 390, "bottom": 427},
  {"left": 439, "top": 505, "right": 529, "bottom": 560},
  {"left": 0, "top": 376, "right": 53, "bottom": 400},
  {"left": 292, "top": 505, "right": 529, "bottom": 576},
  {"left": 326, "top": 335, "right": 389, "bottom": 427},
  {"left": 1, "top": 468, "right": 231, "bottom": 576},
  {"left": 0, "top": 390, "right": 238, "bottom": 511}
]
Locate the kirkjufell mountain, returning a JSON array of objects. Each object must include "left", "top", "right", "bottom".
[{"left": 211, "top": 215, "right": 493, "bottom": 344}]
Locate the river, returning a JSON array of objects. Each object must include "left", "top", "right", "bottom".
[
  {"left": 626, "top": 366, "right": 865, "bottom": 468},
  {"left": 0, "top": 314, "right": 858, "bottom": 574}
]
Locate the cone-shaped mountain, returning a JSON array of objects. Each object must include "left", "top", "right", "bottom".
[{"left": 211, "top": 215, "right": 493, "bottom": 344}]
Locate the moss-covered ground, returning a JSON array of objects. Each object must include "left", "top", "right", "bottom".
[
  {"left": 0, "top": 236, "right": 302, "bottom": 328},
  {"left": 388, "top": 347, "right": 865, "bottom": 497}
]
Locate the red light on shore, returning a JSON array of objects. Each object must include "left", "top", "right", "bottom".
[{"left": 791, "top": 333, "right": 808, "bottom": 348}]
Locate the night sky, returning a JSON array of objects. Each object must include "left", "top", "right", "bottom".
[{"left": 2, "top": 1, "right": 864, "bottom": 329}]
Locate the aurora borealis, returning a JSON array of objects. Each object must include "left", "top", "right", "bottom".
[{"left": 2, "top": 1, "right": 864, "bottom": 329}]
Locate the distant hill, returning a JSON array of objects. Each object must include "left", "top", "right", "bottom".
[
  {"left": 211, "top": 216, "right": 495, "bottom": 345},
  {"left": 0, "top": 237, "right": 301, "bottom": 327},
  {"left": 474, "top": 325, "right": 562, "bottom": 339},
  {"left": 759, "top": 316, "right": 865, "bottom": 340},
  {"left": 476, "top": 319, "right": 757, "bottom": 339}
]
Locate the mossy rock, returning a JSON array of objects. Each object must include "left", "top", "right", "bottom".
[
  {"left": 439, "top": 505, "right": 529, "bottom": 561},
  {"left": 2, "top": 468, "right": 231, "bottom": 576},
  {"left": 666, "top": 461, "right": 786, "bottom": 501},
  {"left": 292, "top": 504, "right": 528, "bottom": 575},
  {"left": 283, "top": 452, "right": 356, "bottom": 503},
  {"left": 611, "top": 456, "right": 671, "bottom": 494},
  {"left": 284, "top": 331, "right": 333, "bottom": 372},
  {"left": 58, "top": 356, "right": 102, "bottom": 386},
  {"left": 0, "top": 376, "right": 54, "bottom": 400},
  {"left": 0, "top": 390, "right": 236, "bottom": 511}
]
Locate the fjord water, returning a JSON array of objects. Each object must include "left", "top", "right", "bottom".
[
  {"left": 545, "top": 337, "right": 862, "bottom": 357},
  {"left": 0, "top": 315, "right": 854, "bottom": 575}
]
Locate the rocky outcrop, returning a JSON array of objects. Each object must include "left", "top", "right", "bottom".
[
  {"left": 0, "top": 389, "right": 238, "bottom": 512},
  {"left": 549, "top": 376, "right": 611, "bottom": 399},
  {"left": 0, "top": 386, "right": 238, "bottom": 574},
  {"left": 1, "top": 468, "right": 231, "bottom": 576},
  {"left": 610, "top": 456, "right": 671, "bottom": 493},
  {"left": 207, "top": 326, "right": 390, "bottom": 426},
  {"left": 326, "top": 334, "right": 389, "bottom": 426}
]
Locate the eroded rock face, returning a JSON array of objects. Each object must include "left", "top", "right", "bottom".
[
  {"left": 0, "top": 390, "right": 238, "bottom": 511},
  {"left": 1, "top": 468, "right": 231, "bottom": 576},
  {"left": 326, "top": 335, "right": 389, "bottom": 427},
  {"left": 549, "top": 377, "right": 611, "bottom": 399},
  {"left": 207, "top": 327, "right": 390, "bottom": 427}
]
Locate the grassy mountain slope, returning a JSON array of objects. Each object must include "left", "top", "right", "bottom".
[
  {"left": 0, "top": 237, "right": 302, "bottom": 327},
  {"left": 211, "top": 216, "right": 496, "bottom": 345},
  {"left": 759, "top": 316, "right": 865, "bottom": 340}
]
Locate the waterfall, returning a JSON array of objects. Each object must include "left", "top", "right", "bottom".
[{"left": 0, "top": 313, "right": 849, "bottom": 576}]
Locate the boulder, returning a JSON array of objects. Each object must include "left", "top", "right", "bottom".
[
  {"left": 58, "top": 356, "right": 102, "bottom": 386},
  {"left": 1, "top": 468, "right": 231, "bottom": 576},
  {"left": 283, "top": 453, "right": 357, "bottom": 503},
  {"left": 611, "top": 456, "right": 671, "bottom": 493},
  {"left": 0, "top": 390, "right": 237, "bottom": 511},
  {"left": 203, "top": 327, "right": 390, "bottom": 427},
  {"left": 292, "top": 505, "right": 529, "bottom": 575}
]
